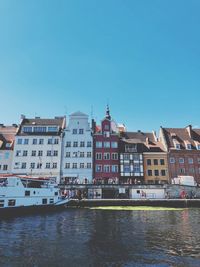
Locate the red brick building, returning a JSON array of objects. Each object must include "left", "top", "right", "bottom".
[
  {"left": 159, "top": 125, "right": 200, "bottom": 183},
  {"left": 93, "top": 107, "right": 120, "bottom": 184}
]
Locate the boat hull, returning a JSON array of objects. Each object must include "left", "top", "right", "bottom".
[{"left": 0, "top": 204, "right": 67, "bottom": 218}]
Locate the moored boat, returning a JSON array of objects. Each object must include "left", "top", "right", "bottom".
[{"left": 0, "top": 175, "right": 69, "bottom": 216}]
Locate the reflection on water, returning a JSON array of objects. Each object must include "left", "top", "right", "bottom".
[{"left": 0, "top": 209, "right": 200, "bottom": 267}]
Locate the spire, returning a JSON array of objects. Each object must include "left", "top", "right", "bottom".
[{"left": 106, "top": 105, "right": 111, "bottom": 120}]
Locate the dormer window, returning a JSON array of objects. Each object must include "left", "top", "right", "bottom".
[
  {"left": 187, "top": 144, "right": 192, "bottom": 150},
  {"left": 176, "top": 144, "right": 180, "bottom": 150},
  {"left": 198, "top": 145, "right": 200, "bottom": 150}
]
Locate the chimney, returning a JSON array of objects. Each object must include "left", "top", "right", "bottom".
[
  {"left": 186, "top": 125, "right": 192, "bottom": 138},
  {"left": 21, "top": 114, "right": 26, "bottom": 120},
  {"left": 146, "top": 137, "right": 149, "bottom": 145}
]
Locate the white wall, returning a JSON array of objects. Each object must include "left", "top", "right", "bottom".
[{"left": 61, "top": 112, "right": 93, "bottom": 183}]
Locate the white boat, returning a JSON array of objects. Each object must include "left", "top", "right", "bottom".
[{"left": 0, "top": 175, "right": 69, "bottom": 216}]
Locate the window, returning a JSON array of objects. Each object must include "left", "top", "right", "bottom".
[
  {"left": 23, "top": 127, "right": 32, "bottom": 133},
  {"left": 160, "top": 159, "right": 165, "bottom": 165},
  {"left": 48, "top": 127, "right": 58, "bottom": 132},
  {"left": 197, "top": 145, "right": 200, "bottom": 150},
  {"left": 176, "top": 144, "right": 181, "bottom": 150},
  {"left": 187, "top": 144, "right": 192, "bottom": 150},
  {"left": 147, "top": 170, "right": 152, "bottom": 176},
  {"left": 72, "top": 152, "right": 77, "bottom": 157},
  {"left": 87, "top": 163, "right": 92, "bottom": 169},
  {"left": 161, "top": 170, "right": 166, "bottom": 176},
  {"left": 53, "top": 150, "right": 58, "bottom": 157},
  {"left": 38, "top": 150, "right": 43, "bottom": 157},
  {"left": 124, "top": 154, "right": 130, "bottom": 160},
  {"left": 180, "top": 168, "right": 185, "bottom": 174},
  {"left": 33, "top": 127, "right": 46, "bottom": 133},
  {"left": 96, "top": 142, "right": 102, "bottom": 148},
  {"left": 104, "top": 153, "right": 110, "bottom": 160},
  {"left": 47, "top": 151, "right": 51, "bottom": 156},
  {"left": 104, "top": 124, "right": 109, "bottom": 130},
  {"left": 3, "top": 165, "right": 8, "bottom": 171},
  {"left": 32, "top": 139, "right": 37, "bottom": 145},
  {"left": 30, "top": 163, "right": 35, "bottom": 169},
  {"left": 104, "top": 165, "right": 110, "bottom": 172},
  {"left": 73, "top": 141, "right": 78, "bottom": 147},
  {"left": 50, "top": 198, "right": 54, "bottom": 204},
  {"left": 66, "top": 152, "right": 70, "bottom": 158},
  {"left": 80, "top": 152, "right": 84, "bottom": 158},
  {"left": 72, "top": 163, "right": 77, "bottom": 169},
  {"left": 189, "top": 168, "right": 195, "bottom": 173},
  {"left": 96, "top": 165, "right": 102, "bottom": 172},
  {"left": 112, "top": 153, "right": 118, "bottom": 160},
  {"left": 198, "top": 158, "right": 200, "bottom": 164},
  {"left": 17, "top": 139, "right": 22, "bottom": 145},
  {"left": 8, "top": 199, "right": 16, "bottom": 206},
  {"left": 66, "top": 142, "right": 71, "bottom": 147},
  {"left": 87, "top": 141, "right": 92, "bottom": 147},
  {"left": 72, "top": 129, "right": 77, "bottom": 134},
  {"left": 154, "top": 159, "right": 158, "bottom": 165},
  {"left": 154, "top": 170, "right": 159, "bottom": 176},
  {"left": 133, "top": 163, "right": 140, "bottom": 173},
  {"left": 48, "top": 139, "right": 53, "bottom": 144},
  {"left": 52, "top": 163, "right": 57, "bottom": 169},
  {"left": 39, "top": 139, "right": 44, "bottom": 145},
  {"left": 87, "top": 152, "right": 92, "bottom": 158},
  {"left": 104, "top": 131, "right": 110, "bottom": 138},
  {"left": 42, "top": 199, "right": 47, "bottom": 205},
  {"left": 14, "top": 162, "right": 20, "bottom": 169},
  {"left": 147, "top": 159, "right": 151, "bottom": 166},
  {"left": 188, "top": 158, "right": 194, "bottom": 164},
  {"left": 24, "top": 139, "right": 29, "bottom": 145},
  {"left": 46, "top": 163, "right": 51, "bottom": 169},
  {"left": 124, "top": 164, "right": 130, "bottom": 172},
  {"left": 104, "top": 142, "right": 110, "bottom": 148},
  {"left": 16, "top": 150, "right": 21, "bottom": 157},
  {"left": 79, "top": 129, "right": 84, "bottom": 134},
  {"left": 37, "top": 163, "right": 42, "bottom": 169},
  {"left": 80, "top": 141, "right": 85, "bottom": 147},
  {"left": 111, "top": 142, "right": 118, "bottom": 148},
  {"left": 80, "top": 163, "right": 84, "bottom": 169},
  {"left": 133, "top": 154, "right": 140, "bottom": 161},
  {"left": 54, "top": 139, "right": 59, "bottom": 145},
  {"left": 170, "top": 157, "right": 175, "bottom": 164},
  {"left": 125, "top": 144, "right": 137, "bottom": 152},
  {"left": 111, "top": 165, "right": 118, "bottom": 173},
  {"left": 23, "top": 150, "right": 28, "bottom": 157},
  {"left": 25, "top": 190, "right": 30, "bottom": 196},
  {"left": 31, "top": 150, "right": 36, "bottom": 156},
  {"left": 179, "top": 158, "right": 184, "bottom": 164},
  {"left": 65, "top": 163, "right": 70, "bottom": 169},
  {"left": 0, "top": 200, "right": 4, "bottom": 207},
  {"left": 21, "top": 163, "right": 26, "bottom": 169},
  {"left": 96, "top": 153, "right": 102, "bottom": 160}
]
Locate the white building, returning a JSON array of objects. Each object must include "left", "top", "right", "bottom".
[
  {"left": 61, "top": 112, "right": 93, "bottom": 184},
  {"left": 0, "top": 125, "right": 18, "bottom": 175},
  {"left": 11, "top": 116, "right": 66, "bottom": 183}
]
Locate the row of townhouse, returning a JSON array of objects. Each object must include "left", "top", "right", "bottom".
[{"left": 1, "top": 108, "right": 200, "bottom": 184}]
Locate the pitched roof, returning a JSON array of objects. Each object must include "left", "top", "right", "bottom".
[
  {"left": 161, "top": 127, "right": 200, "bottom": 150},
  {"left": 0, "top": 126, "right": 18, "bottom": 150}
]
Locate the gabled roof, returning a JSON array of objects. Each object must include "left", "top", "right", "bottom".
[{"left": 161, "top": 126, "right": 200, "bottom": 150}]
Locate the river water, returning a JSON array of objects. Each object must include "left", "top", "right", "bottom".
[{"left": 0, "top": 208, "right": 200, "bottom": 267}]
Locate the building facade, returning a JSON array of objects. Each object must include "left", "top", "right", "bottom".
[
  {"left": 12, "top": 116, "right": 65, "bottom": 183},
  {"left": 159, "top": 125, "right": 200, "bottom": 183},
  {"left": 61, "top": 112, "right": 93, "bottom": 184},
  {"left": 0, "top": 125, "right": 17, "bottom": 174},
  {"left": 93, "top": 108, "right": 120, "bottom": 184}
]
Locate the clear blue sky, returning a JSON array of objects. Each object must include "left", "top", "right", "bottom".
[{"left": 0, "top": 0, "right": 200, "bottom": 132}]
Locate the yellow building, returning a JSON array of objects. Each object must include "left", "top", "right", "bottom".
[{"left": 143, "top": 152, "right": 169, "bottom": 184}]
